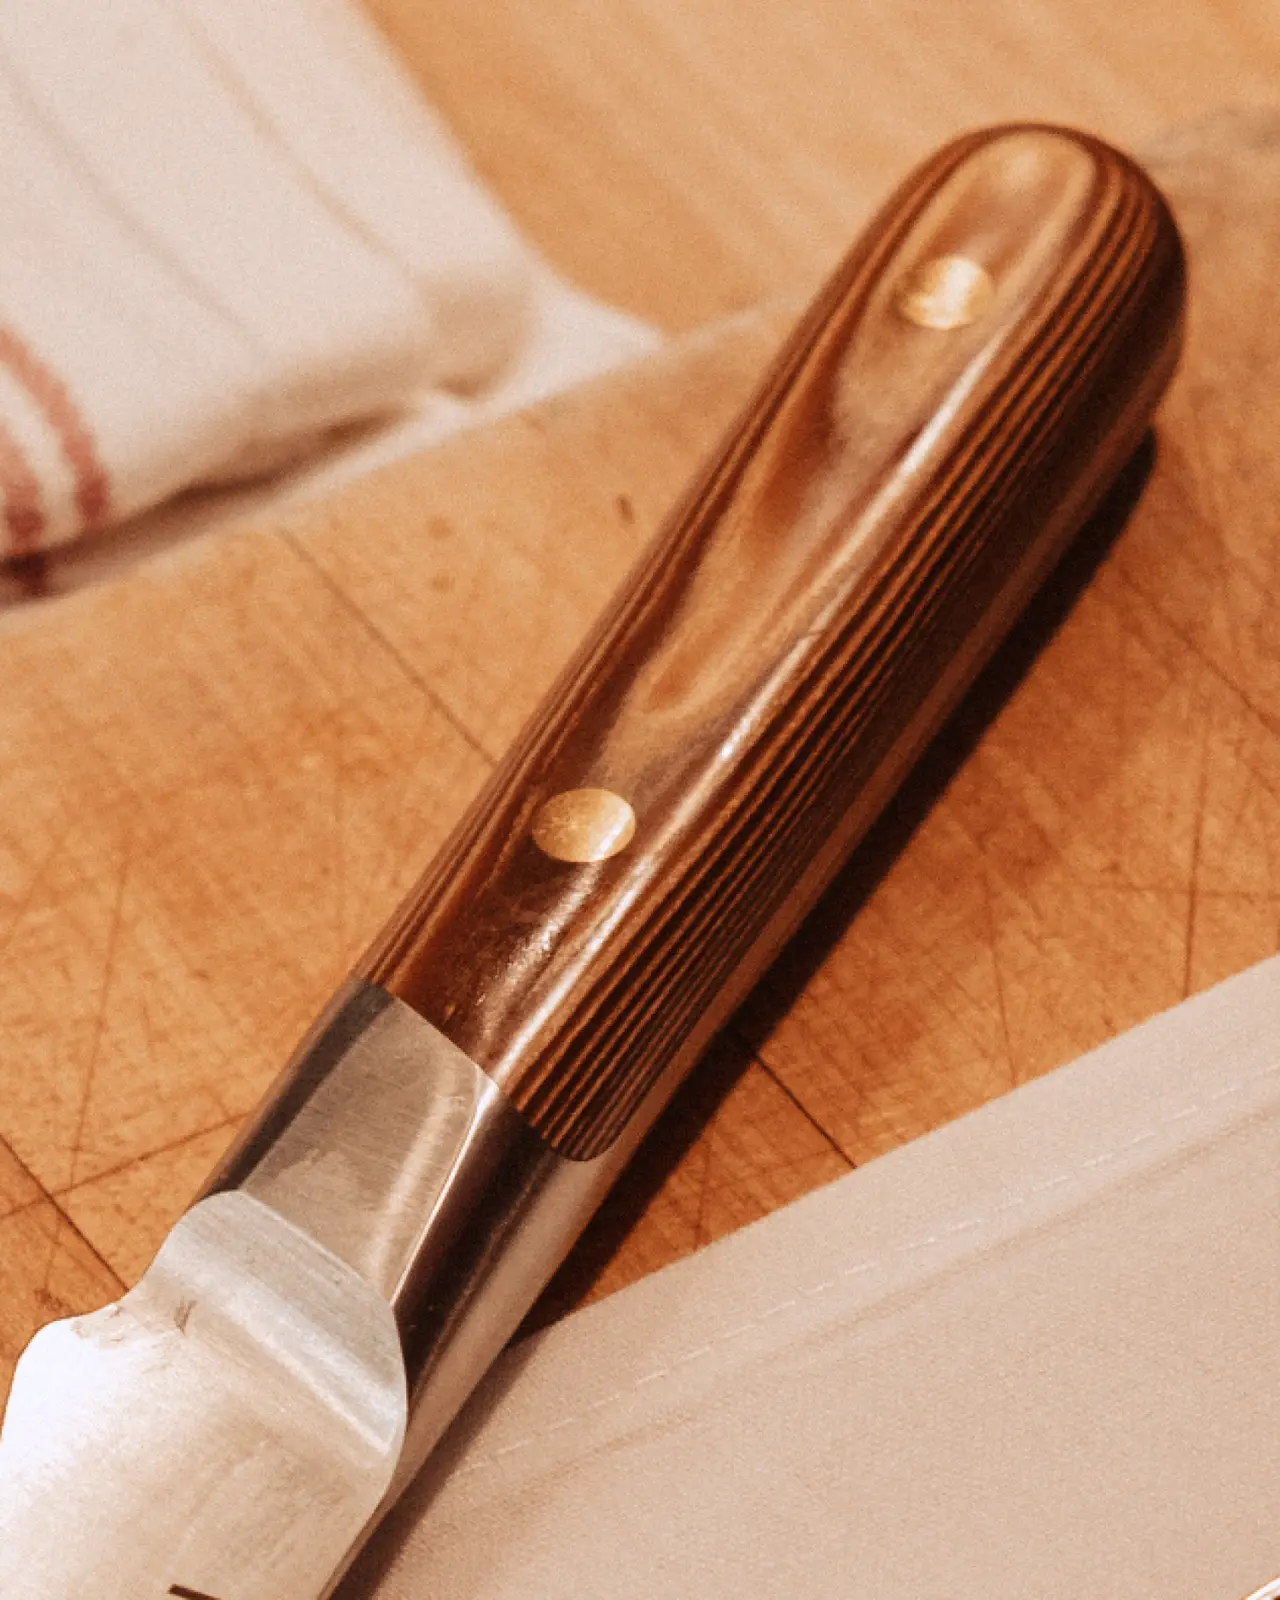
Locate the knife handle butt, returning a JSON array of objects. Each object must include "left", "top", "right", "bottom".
[{"left": 359, "top": 124, "right": 1185, "bottom": 1160}]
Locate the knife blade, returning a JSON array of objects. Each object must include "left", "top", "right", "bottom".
[{"left": 0, "top": 122, "right": 1184, "bottom": 1599}]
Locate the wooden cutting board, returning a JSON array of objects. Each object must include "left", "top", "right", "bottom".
[{"left": 1, "top": 111, "right": 1278, "bottom": 1398}]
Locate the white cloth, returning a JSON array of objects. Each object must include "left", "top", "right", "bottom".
[
  {"left": 345, "top": 957, "right": 1280, "bottom": 1599},
  {"left": 0, "top": 0, "right": 655, "bottom": 557}
]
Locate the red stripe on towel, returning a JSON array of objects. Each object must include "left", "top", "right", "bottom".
[
  {"left": 0, "top": 325, "right": 110, "bottom": 532},
  {"left": 0, "top": 416, "right": 45, "bottom": 554}
]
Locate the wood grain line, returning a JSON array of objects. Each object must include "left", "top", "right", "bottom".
[
  {"left": 66, "top": 835, "right": 132, "bottom": 1193},
  {"left": 0, "top": 1132, "right": 46, "bottom": 1223},
  {"left": 742, "top": 1042, "right": 861, "bottom": 1168},
  {"left": 0, "top": 1193, "right": 47, "bottom": 1228},
  {"left": 1113, "top": 560, "right": 1280, "bottom": 737},
  {"left": 280, "top": 527, "right": 497, "bottom": 766},
  {"left": 10, "top": 1194, "right": 125, "bottom": 1296},
  {"left": 52, "top": 1114, "right": 243, "bottom": 1202},
  {"left": 1182, "top": 704, "right": 1214, "bottom": 997}
]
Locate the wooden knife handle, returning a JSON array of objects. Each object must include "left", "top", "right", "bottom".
[{"left": 359, "top": 124, "right": 1185, "bottom": 1160}]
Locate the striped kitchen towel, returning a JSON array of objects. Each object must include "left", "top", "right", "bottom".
[{"left": 0, "top": 0, "right": 654, "bottom": 560}]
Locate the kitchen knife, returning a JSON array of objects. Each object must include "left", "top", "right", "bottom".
[{"left": 0, "top": 123, "right": 1183, "bottom": 1600}]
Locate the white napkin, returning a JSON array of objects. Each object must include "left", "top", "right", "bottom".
[
  {"left": 0, "top": 0, "right": 655, "bottom": 558},
  {"left": 345, "top": 956, "right": 1280, "bottom": 1599}
]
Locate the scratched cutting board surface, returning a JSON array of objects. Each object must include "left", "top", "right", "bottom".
[{"left": 2, "top": 110, "right": 1280, "bottom": 1398}]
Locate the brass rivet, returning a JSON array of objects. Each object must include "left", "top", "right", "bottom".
[
  {"left": 895, "top": 255, "right": 995, "bottom": 330},
  {"left": 532, "top": 788, "right": 636, "bottom": 863}
]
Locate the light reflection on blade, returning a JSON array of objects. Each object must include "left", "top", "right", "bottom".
[{"left": 0, "top": 1192, "right": 406, "bottom": 1600}]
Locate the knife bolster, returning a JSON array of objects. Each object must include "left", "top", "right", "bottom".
[{"left": 203, "top": 978, "right": 631, "bottom": 1518}]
